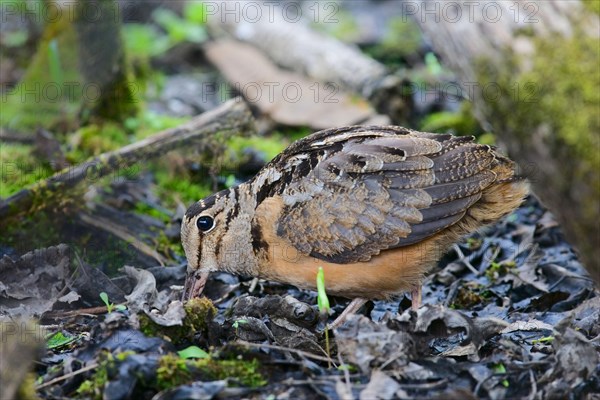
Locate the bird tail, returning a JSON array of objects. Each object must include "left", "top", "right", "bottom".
[{"left": 490, "top": 150, "right": 526, "bottom": 182}]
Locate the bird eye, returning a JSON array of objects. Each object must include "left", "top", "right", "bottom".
[{"left": 196, "top": 216, "right": 214, "bottom": 232}]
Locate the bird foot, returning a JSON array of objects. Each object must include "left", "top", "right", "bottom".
[{"left": 411, "top": 286, "right": 422, "bottom": 311}]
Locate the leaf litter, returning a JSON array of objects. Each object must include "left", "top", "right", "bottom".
[{"left": 1, "top": 193, "right": 597, "bottom": 399}]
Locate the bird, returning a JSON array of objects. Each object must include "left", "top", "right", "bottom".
[{"left": 181, "top": 125, "right": 528, "bottom": 327}]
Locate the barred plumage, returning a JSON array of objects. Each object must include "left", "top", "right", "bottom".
[{"left": 181, "top": 126, "right": 528, "bottom": 321}]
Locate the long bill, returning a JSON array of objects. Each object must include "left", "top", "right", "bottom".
[{"left": 182, "top": 270, "right": 210, "bottom": 301}]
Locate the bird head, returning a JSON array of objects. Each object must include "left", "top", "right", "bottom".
[{"left": 180, "top": 185, "right": 258, "bottom": 300}]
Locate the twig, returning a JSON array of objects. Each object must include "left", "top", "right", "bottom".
[
  {"left": 444, "top": 279, "right": 462, "bottom": 307},
  {"left": 248, "top": 277, "right": 259, "bottom": 293},
  {"left": 527, "top": 369, "right": 537, "bottom": 400},
  {"left": 44, "top": 305, "right": 115, "bottom": 319},
  {"left": 453, "top": 244, "right": 479, "bottom": 275},
  {"left": 0, "top": 98, "right": 255, "bottom": 220},
  {"left": 235, "top": 340, "right": 337, "bottom": 366},
  {"left": 36, "top": 363, "right": 99, "bottom": 390}
]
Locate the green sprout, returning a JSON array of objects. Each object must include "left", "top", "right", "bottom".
[
  {"left": 316, "top": 267, "right": 330, "bottom": 314},
  {"left": 492, "top": 363, "right": 510, "bottom": 388},
  {"left": 99, "top": 292, "right": 126, "bottom": 313},
  {"left": 316, "top": 267, "right": 332, "bottom": 366},
  {"left": 232, "top": 318, "right": 248, "bottom": 337}
]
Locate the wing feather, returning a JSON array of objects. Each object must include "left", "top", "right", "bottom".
[{"left": 252, "top": 127, "right": 505, "bottom": 264}]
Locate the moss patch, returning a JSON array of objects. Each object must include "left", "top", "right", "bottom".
[
  {"left": 364, "top": 17, "right": 422, "bottom": 67},
  {"left": 66, "top": 123, "right": 131, "bottom": 163},
  {"left": 420, "top": 102, "right": 484, "bottom": 138},
  {"left": 0, "top": 143, "right": 55, "bottom": 198},
  {"left": 156, "top": 353, "right": 266, "bottom": 390},
  {"left": 582, "top": 0, "right": 600, "bottom": 15},
  {"left": 139, "top": 298, "right": 217, "bottom": 344},
  {"left": 452, "top": 286, "right": 485, "bottom": 309},
  {"left": 485, "top": 261, "right": 516, "bottom": 281},
  {"left": 76, "top": 351, "right": 113, "bottom": 400},
  {"left": 476, "top": 29, "right": 600, "bottom": 179},
  {"left": 156, "top": 354, "right": 191, "bottom": 391},
  {"left": 16, "top": 373, "right": 39, "bottom": 400}
]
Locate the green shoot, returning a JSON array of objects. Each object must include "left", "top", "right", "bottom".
[
  {"left": 232, "top": 318, "right": 248, "bottom": 336},
  {"left": 492, "top": 363, "right": 510, "bottom": 387},
  {"left": 99, "top": 292, "right": 113, "bottom": 313},
  {"left": 316, "top": 267, "right": 330, "bottom": 314},
  {"left": 316, "top": 267, "right": 332, "bottom": 367},
  {"left": 99, "top": 292, "right": 126, "bottom": 313}
]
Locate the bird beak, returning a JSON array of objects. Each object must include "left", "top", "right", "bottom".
[{"left": 182, "top": 269, "right": 209, "bottom": 301}]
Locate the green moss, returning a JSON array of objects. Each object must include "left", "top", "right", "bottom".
[
  {"left": 312, "top": 9, "right": 360, "bottom": 42},
  {"left": 223, "top": 127, "right": 309, "bottom": 170},
  {"left": 153, "top": 168, "right": 212, "bottom": 209},
  {"left": 475, "top": 27, "right": 600, "bottom": 238},
  {"left": 66, "top": 123, "right": 131, "bottom": 163},
  {"left": 452, "top": 287, "right": 484, "bottom": 308},
  {"left": 155, "top": 353, "right": 266, "bottom": 390},
  {"left": 364, "top": 17, "right": 422, "bottom": 67},
  {"left": 155, "top": 231, "right": 185, "bottom": 259},
  {"left": 476, "top": 29, "right": 600, "bottom": 181},
  {"left": 131, "top": 111, "right": 190, "bottom": 141},
  {"left": 420, "top": 102, "right": 483, "bottom": 137},
  {"left": 139, "top": 298, "right": 216, "bottom": 344},
  {"left": 74, "top": 350, "right": 136, "bottom": 399},
  {"left": 0, "top": 143, "right": 55, "bottom": 198},
  {"left": 156, "top": 354, "right": 191, "bottom": 391},
  {"left": 191, "top": 357, "right": 266, "bottom": 387},
  {"left": 184, "top": 297, "right": 217, "bottom": 332},
  {"left": 582, "top": 0, "right": 600, "bottom": 15},
  {"left": 485, "top": 261, "right": 516, "bottom": 281},
  {"left": 0, "top": 211, "right": 59, "bottom": 249},
  {"left": 226, "top": 134, "right": 288, "bottom": 164},
  {"left": 76, "top": 352, "right": 113, "bottom": 400},
  {"left": 466, "top": 237, "right": 483, "bottom": 250},
  {"left": 16, "top": 373, "right": 39, "bottom": 400},
  {"left": 134, "top": 202, "right": 171, "bottom": 223}
]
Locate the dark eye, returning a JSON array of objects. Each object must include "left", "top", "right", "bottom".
[{"left": 196, "top": 216, "right": 214, "bottom": 232}]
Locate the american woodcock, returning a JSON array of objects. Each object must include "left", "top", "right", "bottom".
[{"left": 181, "top": 126, "right": 528, "bottom": 325}]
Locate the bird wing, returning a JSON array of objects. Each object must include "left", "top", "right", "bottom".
[{"left": 260, "top": 126, "right": 500, "bottom": 264}]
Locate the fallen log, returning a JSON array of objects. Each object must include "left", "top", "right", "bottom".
[
  {"left": 204, "top": 39, "right": 376, "bottom": 129},
  {"left": 0, "top": 98, "right": 255, "bottom": 221},
  {"left": 411, "top": 0, "right": 600, "bottom": 283},
  {"left": 208, "top": 1, "right": 412, "bottom": 122}
]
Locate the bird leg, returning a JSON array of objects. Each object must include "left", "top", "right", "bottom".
[
  {"left": 329, "top": 297, "right": 368, "bottom": 329},
  {"left": 411, "top": 286, "right": 422, "bottom": 310}
]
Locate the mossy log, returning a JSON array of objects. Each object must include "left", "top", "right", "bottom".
[
  {"left": 412, "top": 0, "right": 600, "bottom": 282},
  {"left": 0, "top": 98, "right": 255, "bottom": 221}
]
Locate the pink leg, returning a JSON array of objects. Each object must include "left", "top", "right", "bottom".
[
  {"left": 330, "top": 297, "right": 368, "bottom": 329},
  {"left": 411, "top": 286, "right": 422, "bottom": 311}
]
